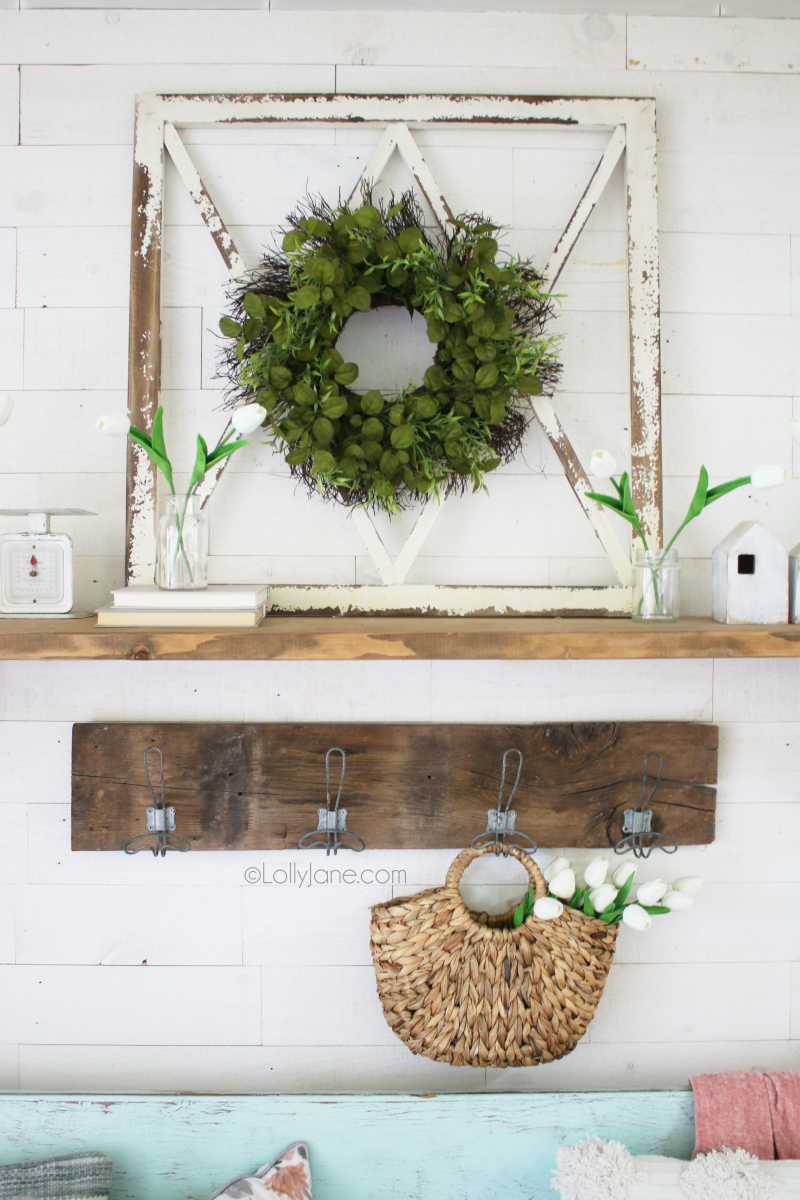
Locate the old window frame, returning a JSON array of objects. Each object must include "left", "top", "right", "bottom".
[{"left": 127, "top": 93, "right": 662, "bottom": 615}]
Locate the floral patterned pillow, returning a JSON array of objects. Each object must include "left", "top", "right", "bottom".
[{"left": 207, "top": 1143, "right": 312, "bottom": 1200}]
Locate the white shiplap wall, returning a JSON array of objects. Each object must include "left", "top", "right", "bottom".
[{"left": 0, "top": 11, "right": 799, "bottom": 1095}]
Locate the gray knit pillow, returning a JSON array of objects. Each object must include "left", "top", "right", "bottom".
[{"left": 0, "top": 1151, "right": 112, "bottom": 1199}]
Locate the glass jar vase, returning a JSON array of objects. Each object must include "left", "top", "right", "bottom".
[
  {"left": 632, "top": 548, "right": 680, "bottom": 621},
  {"left": 156, "top": 493, "right": 209, "bottom": 590}
]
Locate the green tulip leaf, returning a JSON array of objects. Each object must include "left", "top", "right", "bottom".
[
  {"left": 705, "top": 475, "right": 752, "bottom": 504},
  {"left": 206, "top": 437, "right": 249, "bottom": 467}
]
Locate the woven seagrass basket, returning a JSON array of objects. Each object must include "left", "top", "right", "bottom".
[{"left": 370, "top": 844, "right": 618, "bottom": 1068}]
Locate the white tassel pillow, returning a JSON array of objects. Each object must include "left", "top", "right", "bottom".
[{"left": 552, "top": 1139, "right": 800, "bottom": 1200}]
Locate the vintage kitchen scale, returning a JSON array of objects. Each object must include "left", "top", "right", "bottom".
[{"left": 0, "top": 509, "right": 95, "bottom": 615}]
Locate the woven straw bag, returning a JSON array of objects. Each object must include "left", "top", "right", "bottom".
[{"left": 370, "top": 844, "right": 618, "bottom": 1068}]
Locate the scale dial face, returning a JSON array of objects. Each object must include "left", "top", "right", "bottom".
[{"left": 0, "top": 535, "right": 72, "bottom": 613}]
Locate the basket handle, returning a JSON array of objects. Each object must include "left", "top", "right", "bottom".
[{"left": 445, "top": 843, "right": 547, "bottom": 898}]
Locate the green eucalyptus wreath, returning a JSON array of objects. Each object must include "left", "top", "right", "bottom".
[{"left": 219, "top": 190, "right": 561, "bottom": 512}]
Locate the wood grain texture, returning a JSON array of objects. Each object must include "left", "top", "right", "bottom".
[
  {"left": 0, "top": 1092, "right": 694, "bottom": 1200},
  {"left": 2, "top": 616, "right": 800, "bottom": 661},
  {"left": 71, "top": 720, "right": 717, "bottom": 851}
]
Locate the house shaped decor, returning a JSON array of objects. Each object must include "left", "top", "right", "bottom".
[
  {"left": 788, "top": 542, "right": 800, "bottom": 623},
  {"left": 712, "top": 521, "right": 788, "bottom": 625}
]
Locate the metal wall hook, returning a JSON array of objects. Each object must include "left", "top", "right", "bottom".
[
  {"left": 298, "top": 747, "right": 366, "bottom": 857},
  {"left": 471, "top": 748, "right": 537, "bottom": 857},
  {"left": 123, "top": 746, "right": 191, "bottom": 858},
  {"left": 614, "top": 751, "right": 678, "bottom": 859}
]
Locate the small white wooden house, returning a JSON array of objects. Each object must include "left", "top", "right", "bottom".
[
  {"left": 789, "top": 543, "right": 800, "bottom": 624},
  {"left": 712, "top": 521, "right": 789, "bottom": 625}
]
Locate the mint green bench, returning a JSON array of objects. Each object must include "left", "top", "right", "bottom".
[{"left": 0, "top": 1091, "right": 695, "bottom": 1199}]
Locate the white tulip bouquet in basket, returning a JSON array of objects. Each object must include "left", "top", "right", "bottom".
[{"left": 514, "top": 854, "right": 702, "bottom": 932}]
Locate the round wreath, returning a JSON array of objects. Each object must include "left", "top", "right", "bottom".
[{"left": 219, "top": 190, "right": 561, "bottom": 512}]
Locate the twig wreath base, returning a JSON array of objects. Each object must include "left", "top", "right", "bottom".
[{"left": 219, "top": 189, "right": 562, "bottom": 512}]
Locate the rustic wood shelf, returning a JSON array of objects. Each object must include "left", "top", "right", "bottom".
[{"left": 1, "top": 615, "right": 800, "bottom": 661}]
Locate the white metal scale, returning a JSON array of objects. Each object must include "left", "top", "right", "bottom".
[{"left": 0, "top": 510, "right": 95, "bottom": 615}]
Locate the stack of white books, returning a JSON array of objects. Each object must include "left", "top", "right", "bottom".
[{"left": 96, "top": 584, "right": 271, "bottom": 628}]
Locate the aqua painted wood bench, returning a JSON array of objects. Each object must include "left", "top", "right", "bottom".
[{"left": 0, "top": 1092, "right": 695, "bottom": 1199}]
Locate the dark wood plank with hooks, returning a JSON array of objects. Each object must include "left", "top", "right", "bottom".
[{"left": 71, "top": 722, "right": 718, "bottom": 851}]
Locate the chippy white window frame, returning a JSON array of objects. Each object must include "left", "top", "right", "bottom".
[{"left": 127, "top": 93, "right": 662, "bottom": 616}]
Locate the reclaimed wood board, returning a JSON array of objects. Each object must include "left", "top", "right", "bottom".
[
  {"left": 3, "top": 617, "right": 800, "bottom": 661},
  {"left": 72, "top": 721, "right": 718, "bottom": 851},
  {"left": 0, "top": 1092, "right": 695, "bottom": 1200}
]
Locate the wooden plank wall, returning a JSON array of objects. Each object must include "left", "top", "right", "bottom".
[
  {"left": 2, "top": 656, "right": 800, "bottom": 1092},
  {"left": 1, "top": 11, "right": 800, "bottom": 1098},
  {"left": 1, "top": 15, "right": 798, "bottom": 615},
  {"left": 71, "top": 720, "right": 718, "bottom": 850}
]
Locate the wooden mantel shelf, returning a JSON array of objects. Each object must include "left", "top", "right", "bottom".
[{"left": 0, "top": 615, "right": 800, "bottom": 661}]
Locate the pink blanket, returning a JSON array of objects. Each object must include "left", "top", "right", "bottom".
[
  {"left": 765, "top": 1072, "right": 800, "bottom": 1159},
  {"left": 690, "top": 1070, "right": 800, "bottom": 1159}
]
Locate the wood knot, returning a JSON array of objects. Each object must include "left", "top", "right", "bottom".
[{"left": 129, "top": 646, "right": 153, "bottom": 661}]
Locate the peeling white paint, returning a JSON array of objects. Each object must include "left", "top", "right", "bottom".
[
  {"left": 544, "top": 124, "right": 626, "bottom": 289},
  {"left": 268, "top": 584, "right": 632, "bottom": 617},
  {"left": 127, "top": 93, "right": 661, "bottom": 608},
  {"left": 625, "top": 100, "right": 662, "bottom": 547},
  {"left": 352, "top": 501, "right": 442, "bottom": 587},
  {"left": 133, "top": 98, "right": 164, "bottom": 263},
  {"left": 164, "top": 123, "right": 245, "bottom": 277}
]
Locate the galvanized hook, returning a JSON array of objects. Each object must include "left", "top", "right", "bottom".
[
  {"left": 298, "top": 747, "right": 366, "bottom": 856},
  {"left": 614, "top": 751, "right": 678, "bottom": 859},
  {"left": 123, "top": 746, "right": 190, "bottom": 858},
  {"left": 471, "top": 748, "right": 537, "bottom": 857}
]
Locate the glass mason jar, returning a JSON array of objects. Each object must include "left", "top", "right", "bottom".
[
  {"left": 632, "top": 548, "right": 680, "bottom": 621},
  {"left": 156, "top": 493, "right": 209, "bottom": 590}
]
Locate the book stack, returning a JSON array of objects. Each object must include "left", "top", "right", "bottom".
[{"left": 95, "top": 584, "right": 271, "bottom": 628}]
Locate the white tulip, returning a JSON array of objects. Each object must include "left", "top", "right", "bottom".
[
  {"left": 672, "top": 876, "right": 703, "bottom": 896},
  {"left": 0, "top": 394, "right": 12, "bottom": 426},
  {"left": 589, "top": 883, "right": 618, "bottom": 913},
  {"left": 612, "top": 861, "right": 636, "bottom": 889},
  {"left": 750, "top": 465, "right": 787, "bottom": 489},
  {"left": 636, "top": 878, "right": 668, "bottom": 906},
  {"left": 622, "top": 904, "right": 652, "bottom": 932},
  {"left": 544, "top": 856, "right": 570, "bottom": 884},
  {"left": 231, "top": 404, "right": 267, "bottom": 436},
  {"left": 589, "top": 449, "right": 617, "bottom": 479},
  {"left": 96, "top": 413, "right": 131, "bottom": 437},
  {"left": 533, "top": 896, "right": 563, "bottom": 921},
  {"left": 583, "top": 856, "right": 609, "bottom": 889},
  {"left": 662, "top": 889, "right": 694, "bottom": 911},
  {"left": 548, "top": 868, "right": 576, "bottom": 900},
  {"left": 790, "top": 419, "right": 800, "bottom": 447}
]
